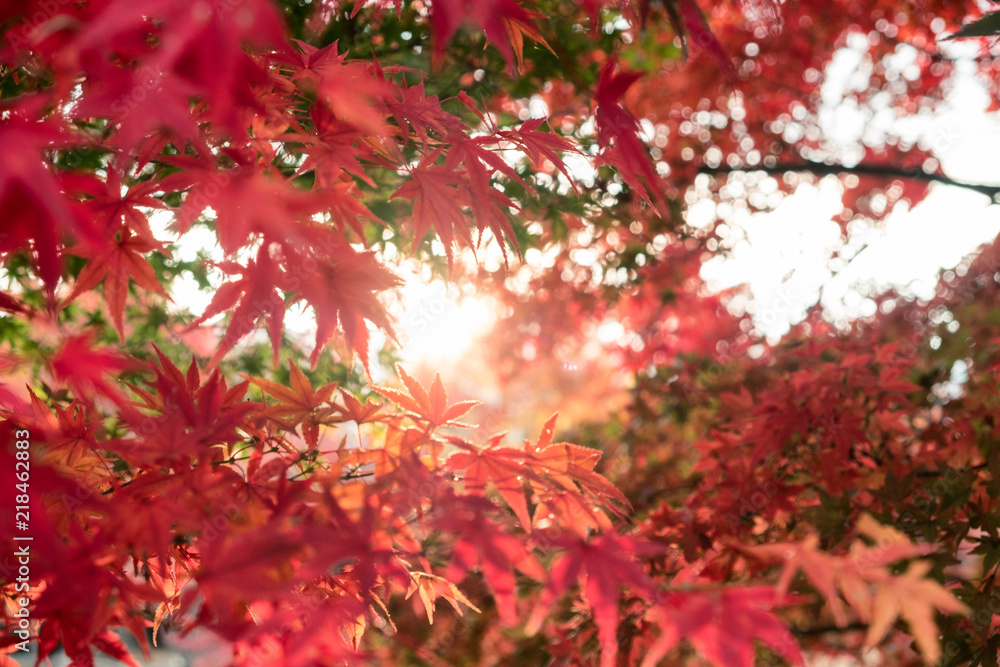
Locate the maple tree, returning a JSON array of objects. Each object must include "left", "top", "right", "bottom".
[{"left": 3, "top": 0, "right": 1000, "bottom": 665}]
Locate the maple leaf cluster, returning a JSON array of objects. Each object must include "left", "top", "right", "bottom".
[{"left": 0, "top": 0, "right": 998, "bottom": 666}]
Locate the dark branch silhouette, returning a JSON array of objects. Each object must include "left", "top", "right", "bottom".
[{"left": 699, "top": 161, "right": 1000, "bottom": 200}]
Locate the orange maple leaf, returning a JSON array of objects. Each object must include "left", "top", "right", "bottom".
[
  {"left": 249, "top": 361, "right": 339, "bottom": 447},
  {"left": 373, "top": 366, "right": 479, "bottom": 429},
  {"left": 864, "top": 561, "right": 969, "bottom": 663}
]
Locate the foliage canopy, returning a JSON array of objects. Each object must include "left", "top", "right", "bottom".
[{"left": 3, "top": 0, "right": 1000, "bottom": 665}]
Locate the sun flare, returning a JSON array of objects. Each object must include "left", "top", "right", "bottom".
[{"left": 394, "top": 276, "right": 497, "bottom": 365}]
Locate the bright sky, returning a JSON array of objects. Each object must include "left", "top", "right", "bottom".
[
  {"left": 367, "top": 252, "right": 500, "bottom": 385},
  {"left": 700, "top": 39, "right": 1000, "bottom": 341}
]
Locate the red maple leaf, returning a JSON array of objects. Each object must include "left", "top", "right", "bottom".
[
  {"left": 441, "top": 493, "right": 546, "bottom": 624},
  {"left": 73, "top": 0, "right": 287, "bottom": 140},
  {"left": 287, "top": 236, "right": 401, "bottom": 373},
  {"left": 187, "top": 244, "right": 287, "bottom": 368},
  {"left": 427, "top": 0, "right": 548, "bottom": 69},
  {"left": 678, "top": 0, "right": 737, "bottom": 84},
  {"left": 526, "top": 534, "right": 661, "bottom": 667},
  {"left": 117, "top": 348, "right": 254, "bottom": 465},
  {"left": 593, "top": 59, "right": 664, "bottom": 213},
  {"left": 386, "top": 81, "right": 464, "bottom": 148},
  {"left": 330, "top": 388, "right": 385, "bottom": 425},
  {"left": 0, "top": 107, "right": 97, "bottom": 295},
  {"left": 527, "top": 414, "right": 630, "bottom": 508},
  {"left": 497, "top": 117, "right": 576, "bottom": 186},
  {"left": 444, "top": 135, "right": 528, "bottom": 265},
  {"left": 289, "top": 104, "right": 379, "bottom": 190},
  {"left": 250, "top": 361, "right": 338, "bottom": 446},
  {"left": 48, "top": 334, "right": 135, "bottom": 407},
  {"left": 64, "top": 230, "right": 171, "bottom": 340},
  {"left": 446, "top": 438, "right": 534, "bottom": 529},
  {"left": 391, "top": 155, "right": 473, "bottom": 264},
  {"left": 642, "top": 586, "right": 804, "bottom": 667},
  {"left": 164, "top": 161, "right": 326, "bottom": 255},
  {"left": 60, "top": 168, "right": 167, "bottom": 244}
]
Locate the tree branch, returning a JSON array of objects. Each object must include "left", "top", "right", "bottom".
[
  {"left": 699, "top": 161, "right": 1000, "bottom": 201},
  {"left": 792, "top": 621, "right": 868, "bottom": 637}
]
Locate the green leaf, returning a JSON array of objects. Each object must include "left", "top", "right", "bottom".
[{"left": 945, "top": 12, "right": 1000, "bottom": 39}]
